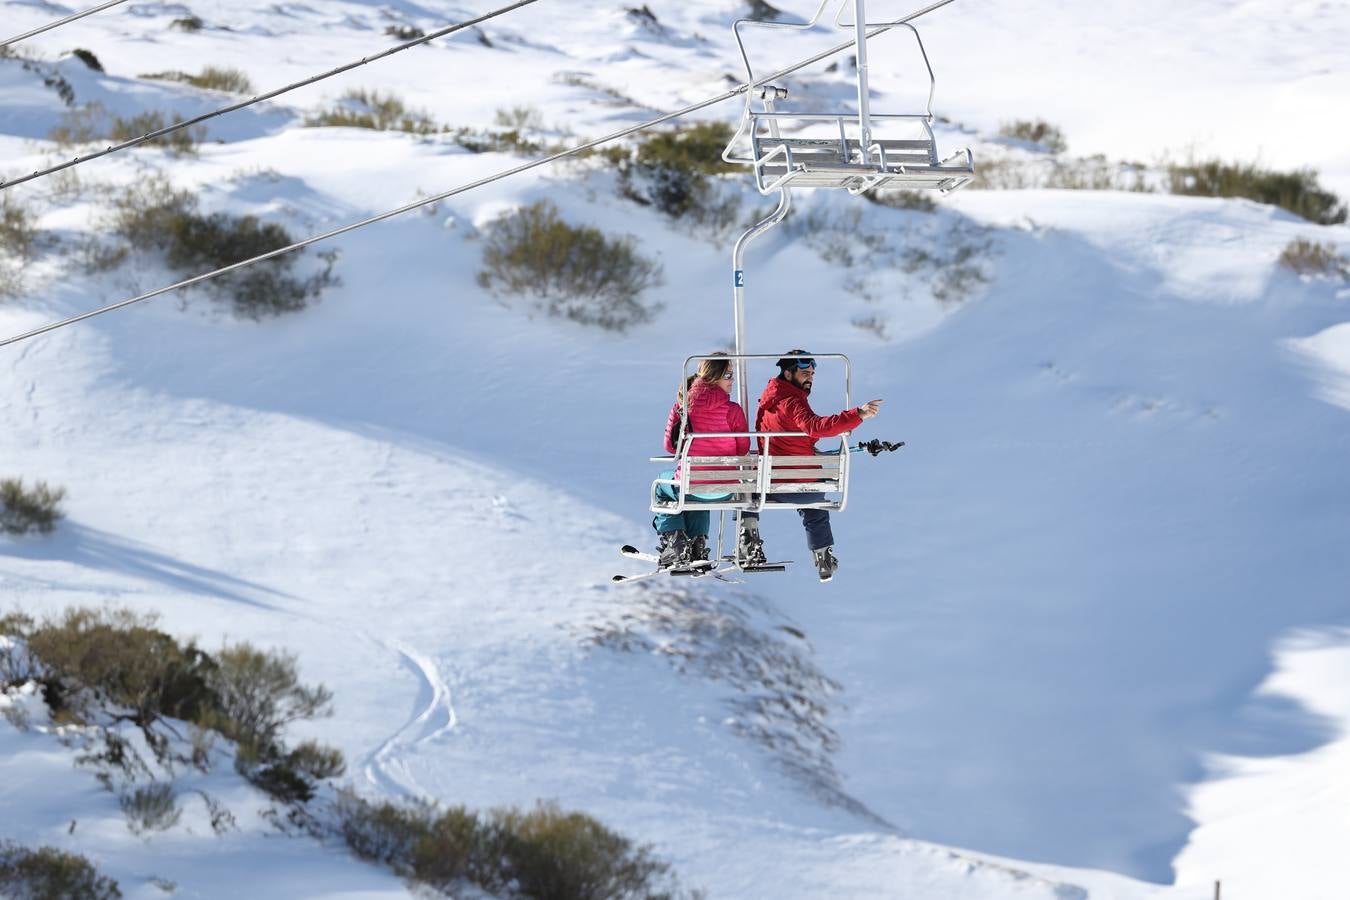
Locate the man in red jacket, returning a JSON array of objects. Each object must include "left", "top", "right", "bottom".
[{"left": 739, "top": 350, "right": 882, "bottom": 582}]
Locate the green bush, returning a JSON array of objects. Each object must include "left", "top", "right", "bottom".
[
  {"left": 499, "top": 801, "right": 674, "bottom": 900},
  {"left": 104, "top": 176, "right": 337, "bottom": 319},
  {"left": 477, "top": 200, "right": 663, "bottom": 331},
  {"left": 0, "top": 479, "right": 66, "bottom": 535},
  {"left": 1279, "top": 237, "right": 1349, "bottom": 278},
  {"left": 336, "top": 793, "right": 692, "bottom": 900},
  {"left": 969, "top": 156, "right": 1150, "bottom": 192},
  {"left": 863, "top": 188, "right": 936, "bottom": 212},
  {"left": 50, "top": 104, "right": 204, "bottom": 156},
  {"left": 1, "top": 194, "right": 38, "bottom": 298},
  {"left": 2, "top": 607, "right": 342, "bottom": 803},
  {"left": 306, "top": 89, "right": 439, "bottom": 135},
  {"left": 384, "top": 24, "right": 425, "bottom": 40},
  {"left": 70, "top": 48, "right": 104, "bottom": 72},
  {"left": 170, "top": 15, "right": 204, "bottom": 32},
  {"left": 209, "top": 644, "right": 333, "bottom": 752},
  {"left": 1166, "top": 160, "right": 1347, "bottom": 225},
  {"left": 999, "top": 119, "right": 1067, "bottom": 154},
  {"left": 0, "top": 841, "right": 121, "bottom": 900},
  {"left": 620, "top": 122, "right": 737, "bottom": 221},
  {"left": 21, "top": 608, "right": 217, "bottom": 729},
  {"left": 746, "top": 0, "right": 784, "bottom": 21},
  {"left": 143, "top": 66, "right": 254, "bottom": 94}
]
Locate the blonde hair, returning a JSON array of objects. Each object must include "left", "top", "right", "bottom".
[
  {"left": 676, "top": 374, "right": 697, "bottom": 405},
  {"left": 695, "top": 352, "right": 731, "bottom": 385}
]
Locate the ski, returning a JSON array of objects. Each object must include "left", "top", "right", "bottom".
[
  {"left": 612, "top": 545, "right": 789, "bottom": 584},
  {"left": 614, "top": 544, "right": 717, "bottom": 585}
]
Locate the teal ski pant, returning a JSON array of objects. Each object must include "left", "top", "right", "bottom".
[{"left": 652, "top": 480, "right": 711, "bottom": 537}]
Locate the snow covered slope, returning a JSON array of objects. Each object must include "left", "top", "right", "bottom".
[{"left": 2, "top": 1, "right": 1349, "bottom": 897}]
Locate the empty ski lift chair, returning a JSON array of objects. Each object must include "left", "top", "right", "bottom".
[
  {"left": 723, "top": 0, "right": 974, "bottom": 195},
  {"left": 645, "top": 0, "right": 972, "bottom": 576}
]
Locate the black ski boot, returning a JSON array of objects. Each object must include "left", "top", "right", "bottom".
[
  {"left": 813, "top": 546, "right": 839, "bottom": 583},
  {"left": 687, "top": 534, "right": 710, "bottom": 564},
  {"left": 657, "top": 531, "right": 689, "bottom": 569},
  {"left": 737, "top": 519, "right": 767, "bottom": 567}
]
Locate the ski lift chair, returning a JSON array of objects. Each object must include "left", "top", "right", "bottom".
[
  {"left": 723, "top": 0, "right": 974, "bottom": 195},
  {"left": 649, "top": 354, "right": 853, "bottom": 568}
]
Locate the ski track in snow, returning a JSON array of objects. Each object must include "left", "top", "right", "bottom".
[{"left": 360, "top": 633, "right": 458, "bottom": 799}]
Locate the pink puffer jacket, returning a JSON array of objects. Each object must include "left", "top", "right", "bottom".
[{"left": 663, "top": 381, "right": 750, "bottom": 485}]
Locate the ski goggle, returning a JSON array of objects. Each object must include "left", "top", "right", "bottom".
[{"left": 792, "top": 358, "right": 816, "bottom": 370}]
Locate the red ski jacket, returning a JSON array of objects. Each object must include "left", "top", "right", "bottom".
[
  {"left": 664, "top": 380, "right": 750, "bottom": 486},
  {"left": 755, "top": 376, "right": 861, "bottom": 482}
]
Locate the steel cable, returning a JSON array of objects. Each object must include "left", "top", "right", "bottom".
[
  {"left": 0, "top": 0, "right": 544, "bottom": 191},
  {"left": 0, "top": 0, "right": 957, "bottom": 349},
  {"left": 1, "top": 0, "right": 134, "bottom": 49}
]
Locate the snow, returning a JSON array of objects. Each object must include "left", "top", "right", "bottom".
[{"left": 2, "top": 1, "right": 1349, "bottom": 898}]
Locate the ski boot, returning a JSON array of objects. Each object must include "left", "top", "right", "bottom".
[
  {"left": 687, "top": 534, "right": 710, "bottom": 564},
  {"left": 737, "top": 519, "right": 768, "bottom": 567},
  {"left": 657, "top": 530, "right": 689, "bottom": 569},
  {"left": 812, "top": 546, "right": 839, "bottom": 583}
]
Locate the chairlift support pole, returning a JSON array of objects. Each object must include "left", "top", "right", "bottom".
[
  {"left": 851, "top": 0, "right": 874, "bottom": 164},
  {"left": 732, "top": 88, "right": 791, "bottom": 416}
]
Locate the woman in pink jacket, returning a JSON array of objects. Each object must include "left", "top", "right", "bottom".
[{"left": 653, "top": 354, "right": 750, "bottom": 567}]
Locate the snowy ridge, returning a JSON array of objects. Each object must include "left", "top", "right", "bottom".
[{"left": 1, "top": 0, "right": 1349, "bottom": 898}]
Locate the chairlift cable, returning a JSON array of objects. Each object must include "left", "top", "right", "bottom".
[
  {"left": 0, "top": 0, "right": 958, "bottom": 350},
  {"left": 1, "top": 0, "right": 134, "bottom": 49},
  {"left": 0, "top": 0, "right": 544, "bottom": 191}
]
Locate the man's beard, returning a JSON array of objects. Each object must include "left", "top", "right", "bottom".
[{"left": 800, "top": 380, "right": 812, "bottom": 394}]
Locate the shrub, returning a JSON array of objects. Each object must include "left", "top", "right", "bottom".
[
  {"left": 477, "top": 200, "right": 663, "bottom": 331},
  {"left": 490, "top": 105, "right": 544, "bottom": 152},
  {"left": 1279, "top": 237, "right": 1349, "bottom": 278},
  {"left": 336, "top": 793, "right": 692, "bottom": 899},
  {"left": 863, "top": 188, "right": 936, "bottom": 212},
  {"left": 70, "top": 48, "right": 104, "bottom": 72},
  {"left": 1166, "top": 160, "right": 1347, "bottom": 225},
  {"left": 0, "top": 479, "right": 66, "bottom": 535},
  {"left": 170, "top": 15, "right": 204, "bottom": 32},
  {"left": 21, "top": 608, "right": 217, "bottom": 729},
  {"left": 0, "top": 841, "right": 121, "bottom": 900},
  {"left": 384, "top": 24, "right": 425, "bottom": 40},
  {"left": 621, "top": 122, "right": 736, "bottom": 220},
  {"left": 1, "top": 194, "right": 38, "bottom": 298},
  {"left": 160, "top": 211, "right": 328, "bottom": 317},
  {"left": 746, "top": 0, "right": 784, "bottom": 21},
  {"left": 208, "top": 645, "right": 333, "bottom": 753},
  {"left": 120, "top": 782, "right": 181, "bottom": 834},
  {"left": 50, "top": 104, "right": 204, "bottom": 156},
  {"left": 498, "top": 801, "right": 674, "bottom": 900},
  {"left": 999, "top": 119, "right": 1067, "bottom": 154},
  {"left": 306, "top": 89, "right": 438, "bottom": 135},
  {"left": 3, "top": 606, "right": 344, "bottom": 806},
  {"left": 109, "top": 110, "right": 203, "bottom": 156},
  {"left": 105, "top": 176, "right": 337, "bottom": 318},
  {"left": 143, "top": 66, "right": 254, "bottom": 94}
]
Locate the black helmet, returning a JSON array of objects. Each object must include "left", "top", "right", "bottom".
[{"left": 776, "top": 349, "right": 816, "bottom": 370}]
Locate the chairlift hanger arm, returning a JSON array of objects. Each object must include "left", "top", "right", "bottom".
[{"left": 722, "top": 0, "right": 956, "bottom": 166}]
